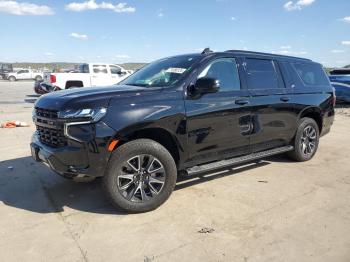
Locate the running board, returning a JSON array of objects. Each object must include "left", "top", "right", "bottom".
[{"left": 186, "top": 145, "right": 294, "bottom": 176}]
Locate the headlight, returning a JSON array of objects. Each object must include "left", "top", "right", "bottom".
[{"left": 58, "top": 108, "right": 107, "bottom": 122}]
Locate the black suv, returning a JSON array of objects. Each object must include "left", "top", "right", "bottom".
[{"left": 31, "top": 49, "right": 335, "bottom": 212}]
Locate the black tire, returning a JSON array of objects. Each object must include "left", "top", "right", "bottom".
[
  {"left": 8, "top": 76, "right": 16, "bottom": 82},
  {"left": 287, "top": 117, "right": 320, "bottom": 162},
  {"left": 103, "top": 139, "right": 177, "bottom": 212},
  {"left": 35, "top": 75, "right": 42, "bottom": 81}
]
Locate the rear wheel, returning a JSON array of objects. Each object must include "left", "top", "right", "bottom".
[
  {"left": 287, "top": 117, "right": 319, "bottom": 162},
  {"left": 8, "top": 76, "right": 16, "bottom": 82},
  {"left": 103, "top": 139, "right": 177, "bottom": 212}
]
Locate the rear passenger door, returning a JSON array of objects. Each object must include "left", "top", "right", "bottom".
[
  {"left": 242, "top": 57, "right": 298, "bottom": 152},
  {"left": 185, "top": 57, "right": 251, "bottom": 165}
]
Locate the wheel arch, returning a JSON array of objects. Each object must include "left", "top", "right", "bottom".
[
  {"left": 65, "top": 80, "right": 84, "bottom": 89},
  {"left": 115, "top": 127, "right": 181, "bottom": 167},
  {"left": 8, "top": 75, "right": 16, "bottom": 81},
  {"left": 299, "top": 106, "right": 323, "bottom": 133}
]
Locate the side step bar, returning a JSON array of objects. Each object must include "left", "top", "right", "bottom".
[{"left": 186, "top": 145, "right": 294, "bottom": 176}]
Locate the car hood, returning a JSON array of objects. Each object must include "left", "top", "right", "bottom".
[{"left": 34, "top": 85, "right": 158, "bottom": 111}]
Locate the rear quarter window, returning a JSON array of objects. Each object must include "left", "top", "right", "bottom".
[{"left": 292, "top": 63, "right": 329, "bottom": 86}]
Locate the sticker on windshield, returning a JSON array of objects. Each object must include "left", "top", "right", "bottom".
[{"left": 165, "top": 68, "right": 187, "bottom": 74}]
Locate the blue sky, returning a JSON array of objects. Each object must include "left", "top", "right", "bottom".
[{"left": 0, "top": 0, "right": 349, "bottom": 67}]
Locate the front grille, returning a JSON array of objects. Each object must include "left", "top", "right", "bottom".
[
  {"left": 36, "top": 107, "right": 58, "bottom": 119},
  {"left": 35, "top": 107, "right": 67, "bottom": 147}
]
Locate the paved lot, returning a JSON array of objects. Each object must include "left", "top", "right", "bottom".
[{"left": 0, "top": 81, "right": 350, "bottom": 262}]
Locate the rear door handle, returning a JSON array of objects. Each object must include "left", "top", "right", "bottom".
[
  {"left": 235, "top": 99, "right": 249, "bottom": 105},
  {"left": 280, "top": 97, "right": 290, "bottom": 102}
]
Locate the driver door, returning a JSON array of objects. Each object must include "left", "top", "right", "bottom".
[
  {"left": 91, "top": 65, "right": 109, "bottom": 86},
  {"left": 184, "top": 57, "right": 251, "bottom": 165},
  {"left": 17, "top": 70, "right": 30, "bottom": 80},
  {"left": 109, "top": 65, "right": 126, "bottom": 84}
]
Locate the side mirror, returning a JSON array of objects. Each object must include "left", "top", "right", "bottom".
[{"left": 194, "top": 77, "right": 220, "bottom": 94}]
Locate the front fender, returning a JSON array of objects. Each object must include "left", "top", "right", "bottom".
[{"left": 104, "top": 88, "right": 186, "bottom": 148}]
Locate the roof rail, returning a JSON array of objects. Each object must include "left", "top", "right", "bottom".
[{"left": 224, "top": 49, "right": 311, "bottom": 61}]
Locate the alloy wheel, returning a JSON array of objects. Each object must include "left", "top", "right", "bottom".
[
  {"left": 117, "top": 154, "right": 166, "bottom": 202},
  {"left": 300, "top": 125, "right": 317, "bottom": 156}
]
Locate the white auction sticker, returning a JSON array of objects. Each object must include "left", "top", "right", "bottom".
[{"left": 165, "top": 68, "right": 187, "bottom": 74}]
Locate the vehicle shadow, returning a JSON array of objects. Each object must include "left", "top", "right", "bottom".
[
  {"left": 0, "top": 156, "right": 123, "bottom": 215},
  {"left": 0, "top": 155, "right": 289, "bottom": 215}
]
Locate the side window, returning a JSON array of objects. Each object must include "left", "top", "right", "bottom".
[
  {"left": 197, "top": 58, "right": 241, "bottom": 92},
  {"left": 23, "top": 70, "right": 29, "bottom": 73},
  {"left": 17, "top": 70, "right": 24, "bottom": 74},
  {"left": 245, "top": 58, "right": 279, "bottom": 89},
  {"left": 110, "top": 65, "right": 121, "bottom": 75},
  {"left": 292, "top": 63, "right": 329, "bottom": 86},
  {"left": 81, "top": 64, "right": 89, "bottom": 73},
  {"left": 93, "top": 65, "right": 108, "bottom": 74}
]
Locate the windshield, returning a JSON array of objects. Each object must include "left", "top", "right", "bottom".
[{"left": 120, "top": 55, "right": 201, "bottom": 87}]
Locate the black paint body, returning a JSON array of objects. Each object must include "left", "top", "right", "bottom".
[{"left": 31, "top": 50, "right": 335, "bottom": 178}]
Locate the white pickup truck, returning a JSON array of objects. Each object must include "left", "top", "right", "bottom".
[
  {"left": 7, "top": 69, "right": 43, "bottom": 81},
  {"left": 42, "top": 63, "right": 132, "bottom": 90}
]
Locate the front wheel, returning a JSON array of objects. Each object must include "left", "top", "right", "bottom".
[
  {"left": 8, "top": 76, "right": 16, "bottom": 82},
  {"left": 287, "top": 117, "right": 320, "bottom": 162},
  {"left": 103, "top": 139, "right": 177, "bottom": 212}
]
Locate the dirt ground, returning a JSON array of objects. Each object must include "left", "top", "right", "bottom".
[{"left": 0, "top": 81, "right": 350, "bottom": 262}]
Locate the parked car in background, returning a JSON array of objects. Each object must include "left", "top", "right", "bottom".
[
  {"left": 31, "top": 49, "right": 335, "bottom": 212},
  {"left": 0, "top": 63, "right": 13, "bottom": 80},
  {"left": 329, "top": 68, "right": 350, "bottom": 103},
  {"left": 37, "top": 63, "right": 132, "bottom": 94},
  {"left": 6, "top": 69, "right": 43, "bottom": 82}
]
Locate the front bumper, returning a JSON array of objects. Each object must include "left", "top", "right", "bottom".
[{"left": 30, "top": 121, "right": 116, "bottom": 179}]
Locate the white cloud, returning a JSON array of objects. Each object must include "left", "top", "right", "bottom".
[
  {"left": 342, "top": 16, "right": 350, "bottom": 23},
  {"left": 342, "top": 41, "right": 350, "bottom": 46},
  {"left": 158, "top": 9, "right": 163, "bottom": 18},
  {"left": 44, "top": 52, "right": 54, "bottom": 56},
  {"left": 284, "top": 0, "right": 315, "bottom": 11},
  {"left": 70, "top": 32, "right": 88, "bottom": 40},
  {"left": 114, "top": 54, "right": 130, "bottom": 59},
  {"left": 230, "top": 16, "right": 236, "bottom": 21},
  {"left": 0, "top": 1, "right": 54, "bottom": 15},
  {"left": 331, "top": 50, "right": 345, "bottom": 53},
  {"left": 66, "top": 0, "right": 135, "bottom": 13},
  {"left": 280, "top": 45, "right": 292, "bottom": 49}
]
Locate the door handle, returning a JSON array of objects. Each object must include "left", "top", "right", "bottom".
[
  {"left": 280, "top": 97, "right": 290, "bottom": 102},
  {"left": 235, "top": 99, "right": 249, "bottom": 105}
]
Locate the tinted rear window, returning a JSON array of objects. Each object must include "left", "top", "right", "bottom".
[
  {"left": 292, "top": 63, "right": 329, "bottom": 86},
  {"left": 245, "top": 58, "right": 279, "bottom": 89}
]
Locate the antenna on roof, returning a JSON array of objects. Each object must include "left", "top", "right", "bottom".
[{"left": 201, "top": 48, "right": 213, "bottom": 54}]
